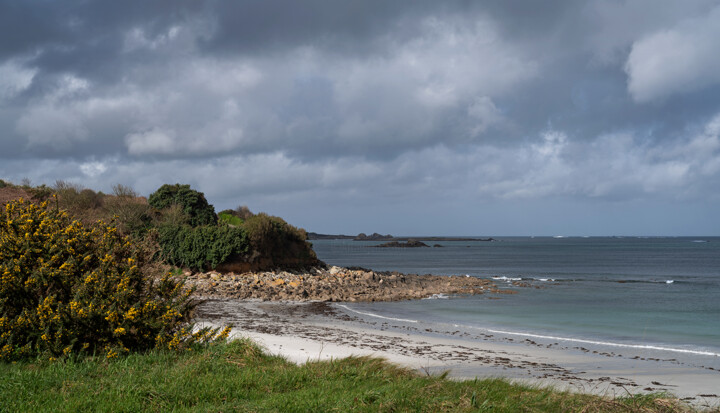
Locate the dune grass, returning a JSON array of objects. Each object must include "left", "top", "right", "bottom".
[{"left": 0, "top": 339, "right": 698, "bottom": 412}]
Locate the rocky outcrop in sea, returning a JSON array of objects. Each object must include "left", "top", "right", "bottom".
[{"left": 373, "top": 240, "right": 430, "bottom": 248}]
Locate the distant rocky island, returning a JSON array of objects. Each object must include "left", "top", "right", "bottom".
[
  {"left": 373, "top": 240, "right": 430, "bottom": 248},
  {"left": 307, "top": 232, "right": 495, "bottom": 242}
]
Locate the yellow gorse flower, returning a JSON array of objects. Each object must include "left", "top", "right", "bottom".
[
  {"left": 124, "top": 307, "right": 139, "bottom": 321},
  {"left": 0, "top": 198, "right": 229, "bottom": 361}
]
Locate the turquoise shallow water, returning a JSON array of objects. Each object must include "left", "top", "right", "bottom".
[{"left": 311, "top": 237, "right": 720, "bottom": 357}]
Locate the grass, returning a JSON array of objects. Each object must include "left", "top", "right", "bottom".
[{"left": 0, "top": 339, "right": 701, "bottom": 412}]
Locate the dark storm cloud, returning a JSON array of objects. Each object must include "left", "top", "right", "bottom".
[
  {"left": 202, "top": 0, "right": 424, "bottom": 55},
  {"left": 0, "top": 1, "right": 196, "bottom": 54},
  {"left": 203, "top": 0, "right": 587, "bottom": 55},
  {"left": 0, "top": 0, "right": 204, "bottom": 83},
  {"left": 1, "top": 0, "right": 720, "bottom": 235}
]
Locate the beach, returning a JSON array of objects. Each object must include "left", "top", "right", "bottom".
[
  {"left": 189, "top": 236, "right": 720, "bottom": 410},
  {"left": 196, "top": 298, "right": 720, "bottom": 409}
]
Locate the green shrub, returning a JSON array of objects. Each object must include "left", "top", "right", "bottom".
[
  {"left": 0, "top": 199, "right": 228, "bottom": 361},
  {"left": 157, "top": 224, "right": 250, "bottom": 271},
  {"left": 241, "top": 213, "right": 319, "bottom": 268},
  {"left": 148, "top": 184, "right": 217, "bottom": 227},
  {"left": 218, "top": 210, "right": 244, "bottom": 226},
  {"left": 0, "top": 179, "right": 7, "bottom": 188}
]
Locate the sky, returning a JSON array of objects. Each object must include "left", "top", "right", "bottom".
[{"left": 1, "top": 0, "right": 720, "bottom": 236}]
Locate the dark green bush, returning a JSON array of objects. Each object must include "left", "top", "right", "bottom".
[
  {"left": 157, "top": 224, "right": 250, "bottom": 271},
  {"left": 0, "top": 179, "right": 7, "bottom": 188},
  {"left": 148, "top": 184, "right": 217, "bottom": 227},
  {"left": 0, "top": 199, "right": 228, "bottom": 361}
]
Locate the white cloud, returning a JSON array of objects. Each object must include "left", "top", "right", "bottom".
[
  {"left": 125, "top": 128, "right": 176, "bottom": 155},
  {"left": 123, "top": 26, "right": 181, "bottom": 52},
  {"left": 584, "top": 0, "right": 716, "bottom": 65},
  {"left": 11, "top": 13, "right": 539, "bottom": 158},
  {"left": 330, "top": 15, "right": 536, "bottom": 147},
  {"left": 0, "top": 59, "right": 37, "bottom": 101},
  {"left": 79, "top": 161, "right": 107, "bottom": 178},
  {"left": 125, "top": 124, "right": 247, "bottom": 156},
  {"left": 6, "top": 113, "right": 720, "bottom": 223},
  {"left": 625, "top": 5, "right": 720, "bottom": 102},
  {"left": 16, "top": 103, "right": 90, "bottom": 147},
  {"left": 16, "top": 83, "right": 139, "bottom": 148},
  {"left": 52, "top": 74, "right": 90, "bottom": 98}
]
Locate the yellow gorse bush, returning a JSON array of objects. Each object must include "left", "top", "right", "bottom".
[{"left": 0, "top": 198, "right": 227, "bottom": 361}]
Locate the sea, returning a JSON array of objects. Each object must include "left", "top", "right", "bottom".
[{"left": 310, "top": 237, "right": 720, "bottom": 362}]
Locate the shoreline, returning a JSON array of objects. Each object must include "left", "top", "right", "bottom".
[
  {"left": 185, "top": 266, "right": 513, "bottom": 302},
  {"left": 195, "top": 299, "right": 720, "bottom": 409}
]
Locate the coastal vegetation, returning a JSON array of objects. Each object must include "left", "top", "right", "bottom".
[
  {"left": 0, "top": 339, "right": 695, "bottom": 412},
  {"left": 0, "top": 180, "right": 319, "bottom": 273},
  {"left": 0, "top": 179, "right": 315, "bottom": 362},
  {"left": 0, "top": 198, "right": 228, "bottom": 361},
  {"left": 148, "top": 184, "right": 218, "bottom": 227},
  {"left": 218, "top": 209, "right": 244, "bottom": 226},
  {"left": 0, "top": 179, "right": 706, "bottom": 411}
]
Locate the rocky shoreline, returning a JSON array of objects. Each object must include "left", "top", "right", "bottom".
[{"left": 187, "top": 266, "right": 513, "bottom": 302}]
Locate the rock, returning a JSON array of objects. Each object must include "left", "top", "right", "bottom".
[
  {"left": 187, "top": 265, "right": 504, "bottom": 303},
  {"left": 374, "top": 240, "right": 430, "bottom": 248}
]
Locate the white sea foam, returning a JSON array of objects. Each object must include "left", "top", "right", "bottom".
[
  {"left": 537, "top": 278, "right": 555, "bottom": 282},
  {"left": 471, "top": 327, "right": 720, "bottom": 357},
  {"left": 423, "top": 293, "right": 449, "bottom": 300},
  {"left": 335, "top": 304, "right": 418, "bottom": 323},
  {"left": 666, "top": 280, "right": 674, "bottom": 284},
  {"left": 492, "top": 276, "right": 522, "bottom": 281}
]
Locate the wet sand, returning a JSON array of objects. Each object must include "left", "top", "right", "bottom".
[{"left": 196, "top": 299, "right": 720, "bottom": 409}]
